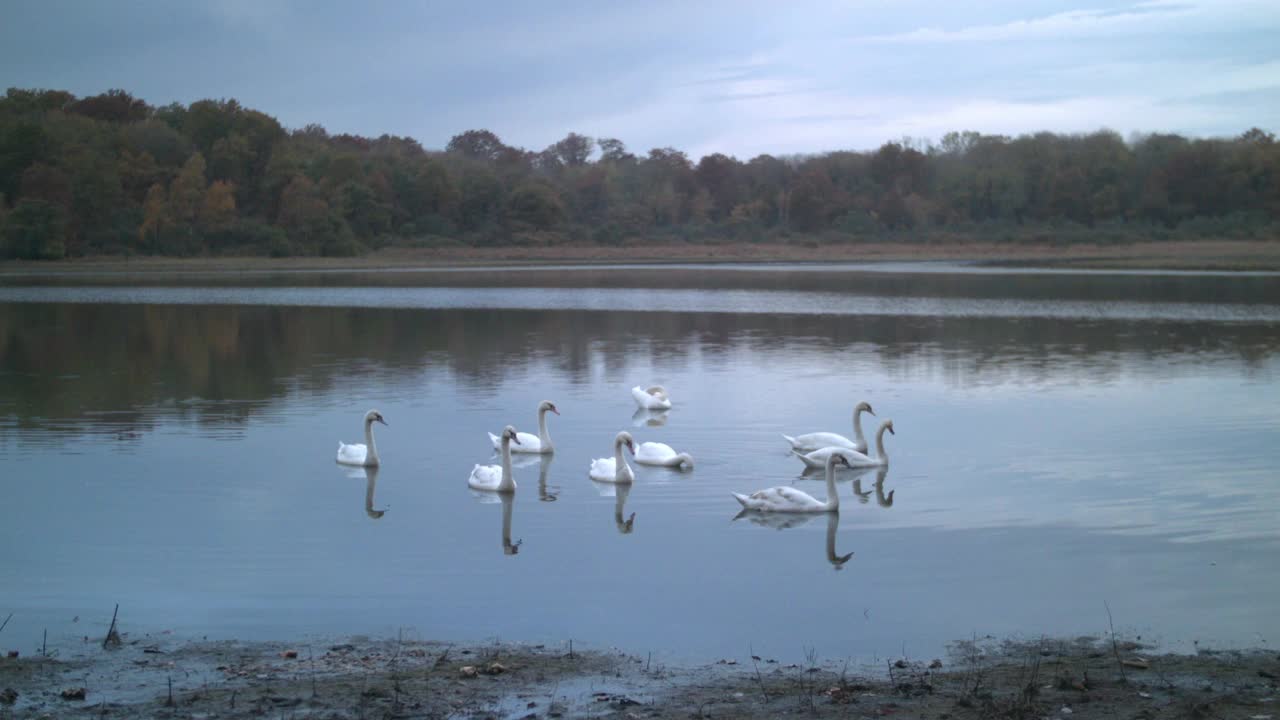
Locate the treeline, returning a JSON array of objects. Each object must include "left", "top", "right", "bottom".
[{"left": 0, "top": 86, "right": 1277, "bottom": 259}]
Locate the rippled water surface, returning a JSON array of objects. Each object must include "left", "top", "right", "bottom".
[{"left": 1, "top": 263, "right": 1277, "bottom": 662}]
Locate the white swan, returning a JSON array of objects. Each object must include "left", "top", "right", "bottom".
[
  {"left": 631, "top": 385, "right": 672, "bottom": 410},
  {"left": 733, "top": 452, "right": 851, "bottom": 513},
  {"left": 336, "top": 409, "right": 388, "bottom": 467},
  {"left": 469, "top": 425, "right": 520, "bottom": 492},
  {"left": 792, "top": 420, "right": 894, "bottom": 469},
  {"left": 634, "top": 441, "right": 694, "bottom": 469},
  {"left": 588, "top": 431, "right": 636, "bottom": 484},
  {"left": 489, "top": 400, "right": 559, "bottom": 454},
  {"left": 783, "top": 401, "right": 875, "bottom": 454}
]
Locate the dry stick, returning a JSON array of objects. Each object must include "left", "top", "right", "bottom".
[
  {"left": 1104, "top": 600, "right": 1128, "bottom": 684},
  {"left": 41, "top": 628, "right": 47, "bottom": 657},
  {"left": 0, "top": 612, "right": 12, "bottom": 635}
]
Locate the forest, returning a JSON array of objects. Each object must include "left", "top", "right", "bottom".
[{"left": 0, "top": 86, "right": 1277, "bottom": 259}]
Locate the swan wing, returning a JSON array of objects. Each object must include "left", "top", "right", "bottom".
[
  {"left": 588, "top": 457, "right": 617, "bottom": 482},
  {"left": 734, "top": 485, "right": 824, "bottom": 512},
  {"left": 468, "top": 464, "right": 503, "bottom": 491},
  {"left": 510, "top": 431, "right": 543, "bottom": 453},
  {"left": 631, "top": 386, "right": 672, "bottom": 410},
  {"left": 790, "top": 432, "right": 860, "bottom": 452},
  {"left": 635, "top": 442, "right": 675, "bottom": 465},
  {"left": 336, "top": 442, "right": 368, "bottom": 466}
]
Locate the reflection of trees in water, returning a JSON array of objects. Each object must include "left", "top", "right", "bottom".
[{"left": 1, "top": 302, "right": 1277, "bottom": 442}]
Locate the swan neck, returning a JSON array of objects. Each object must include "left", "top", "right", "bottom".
[
  {"left": 852, "top": 407, "right": 868, "bottom": 444},
  {"left": 364, "top": 419, "right": 380, "bottom": 466},
  {"left": 825, "top": 457, "right": 840, "bottom": 510},
  {"left": 537, "top": 408, "right": 552, "bottom": 449},
  {"left": 499, "top": 437, "right": 515, "bottom": 491},
  {"left": 875, "top": 425, "right": 888, "bottom": 462},
  {"left": 677, "top": 453, "right": 694, "bottom": 469}
]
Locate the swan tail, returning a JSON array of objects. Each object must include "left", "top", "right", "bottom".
[
  {"left": 781, "top": 434, "right": 800, "bottom": 449},
  {"left": 731, "top": 493, "right": 751, "bottom": 508},
  {"left": 487, "top": 432, "right": 500, "bottom": 449}
]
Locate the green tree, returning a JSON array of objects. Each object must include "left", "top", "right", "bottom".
[{"left": 2, "top": 199, "right": 67, "bottom": 259}]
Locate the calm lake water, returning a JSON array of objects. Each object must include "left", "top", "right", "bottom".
[{"left": 1, "top": 262, "right": 1278, "bottom": 663}]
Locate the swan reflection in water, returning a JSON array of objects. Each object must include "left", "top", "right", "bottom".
[
  {"left": 852, "top": 468, "right": 895, "bottom": 508},
  {"left": 631, "top": 407, "right": 670, "bottom": 428},
  {"left": 732, "top": 510, "right": 854, "bottom": 569},
  {"left": 505, "top": 453, "right": 559, "bottom": 501},
  {"left": 798, "top": 466, "right": 896, "bottom": 508},
  {"left": 500, "top": 493, "right": 521, "bottom": 555},
  {"left": 345, "top": 466, "right": 386, "bottom": 519},
  {"left": 468, "top": 480, "right": 524, "bottom": 554},
  {"left": 591, "top": 480, "right": 636, "bottom": 534}
]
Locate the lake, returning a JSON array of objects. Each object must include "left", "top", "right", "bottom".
[{"left": 1, "top": 262, "right": 1278, "bottom": 663}]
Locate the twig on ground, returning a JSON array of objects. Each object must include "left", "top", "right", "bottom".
[
  {"left": 1105, "top": 600, "right": 1128, "bottom": 684},
  {"left": 102, "top": 604, "right": 122, "bottom": 649},
  {"left": 749, "top": 644, "right": 769, "bottom": 704}
]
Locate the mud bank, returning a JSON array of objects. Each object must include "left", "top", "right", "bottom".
[{"left": 1, "top": 633, "right": 1276, "bottom": 719}]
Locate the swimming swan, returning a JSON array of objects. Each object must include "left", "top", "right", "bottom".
[
  {"left": 631, "top": 385, "right": 672, "bottom": 410},
  {"left": 783, "top": 401, "right": 875, "bottom": 454},
  {"left": 792, "top": 420, "right": 894, "bottom": 469},
  {"left": 733, "top": 452, "right": 852, "bottom": 513},
  {"left": 336, "top": 409, "right": 388, "bottom": 467},
  {"left": 489, "top": 400, "right": 559, "bottom": 454},
  {"left": 588, "top": 431, "right": 636, "bottom": 484},
  {"left": 634, "top": 441, "right": 694, "bottom": 469},
  {"left": 469, "top": 425, "right": 520, "bottom": 492}
]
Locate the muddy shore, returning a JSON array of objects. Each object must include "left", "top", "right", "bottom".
[
  {"left": 2, "top": 631, "right": 1275, "bottom": 719},
  {"left": 2, "top": 239, "right": 1280, "bottom": 274}
]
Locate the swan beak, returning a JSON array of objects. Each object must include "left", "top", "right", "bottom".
[
  {"left": 511, "top": 435, "right": 522, "bottom": 445},
  {"left": 867, "top": 407, "right": 876, "bottom": 416},
  {"left": 377, "top": 417, "right": 389, "bottom": 426},
  {"left": 627, "top": 441, "right": 636, "bottom": 454},
  {"left": 551, "top": 407, "right": 560, "bottom": 415},
  {"left": 888, "top": 426, "right": 895, "bottom": 435}
]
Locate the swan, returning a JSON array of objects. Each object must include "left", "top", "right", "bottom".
[
  {"left": 634, "top": 441, "right": 694, "bottom": 469},
  {"left": 588, "top": 431, "right": 636, "bottom": 484},
  {"left": 489, "top": 400, "right": 559, "bottom": 454},
  {"left": 733, "top": 452, "right": 852, "bottom": 513},
  {"left": 336, "top": 409, "right": 388, "bottom": 467},
  {"left": 792, "top": 420, "right": 894, "bottom": 469},
  {"left": 783, "top": 401, "right": 875, "bottom": 454},
  {"left": 469, "top": 425, "right": 520, "bottom": 492},
  {"left": 631, "top": 385, "right": 672, "bottom": 410}
]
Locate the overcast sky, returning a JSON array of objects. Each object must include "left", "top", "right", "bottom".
[{"left": 2, "top": 0, "right": 1278, "bottom": 158}]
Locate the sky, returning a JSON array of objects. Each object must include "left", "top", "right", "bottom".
[{"left": 2, "top": 0, "right": 1278, "bottom": 159}]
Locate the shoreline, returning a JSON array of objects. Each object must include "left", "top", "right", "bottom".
[
  {"left": 2, "top": 239, "right": 1280, "bottom": 274},
  {"left": 1, "top": 632, "right": 1275, "bottom": 718}
]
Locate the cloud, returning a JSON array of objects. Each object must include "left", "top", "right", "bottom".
[{"left": 851, "top": 1, "right": 1202, "bottom": 44}]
